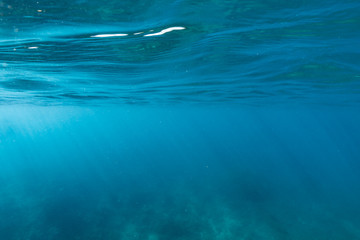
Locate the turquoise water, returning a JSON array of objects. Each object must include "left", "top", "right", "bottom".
[{"left": 1, "top": 0, "right": 360, "bottom": 239}]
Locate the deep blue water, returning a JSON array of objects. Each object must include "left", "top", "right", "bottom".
[{"left": 1, "top": 0, "right": 360, "bottom": 239}]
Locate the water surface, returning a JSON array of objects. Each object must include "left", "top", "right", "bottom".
[{"left": 1, "top": 0, "right": 359, "bottom": 105}]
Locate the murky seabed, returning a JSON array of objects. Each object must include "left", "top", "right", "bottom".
[{"left": 1, "top": 105, "right": 359, "bottom": 240}]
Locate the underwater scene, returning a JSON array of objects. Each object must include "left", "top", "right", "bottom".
[{"left": 1, "top": 0, "right": 360, "bottom": 239}]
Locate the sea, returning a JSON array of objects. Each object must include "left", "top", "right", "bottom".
[{"left": 1, "top": 0, "right": 360, "bottom": 239}]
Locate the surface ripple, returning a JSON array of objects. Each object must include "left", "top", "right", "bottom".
[{"left": 1, "top": 0, "right": 360, "bottom": 105}]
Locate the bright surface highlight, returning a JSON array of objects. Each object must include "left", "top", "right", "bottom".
[
  {"left": 91, "top": 33, "right": 128, "bottom": 38},
  {"left": 144, "top": 27, "right": 186, "bottom": 37}
]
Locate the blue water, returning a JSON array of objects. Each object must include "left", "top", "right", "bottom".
[{"left": 1, "top": 0, "right": 360, "bottom": 239}]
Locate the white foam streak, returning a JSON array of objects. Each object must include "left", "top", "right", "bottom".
[
  {"left": 144, "top": 27, "right": 185, "bottom": 37},
  {"left": 91, "top": 33, "right": 128, "bottom": 38}
]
